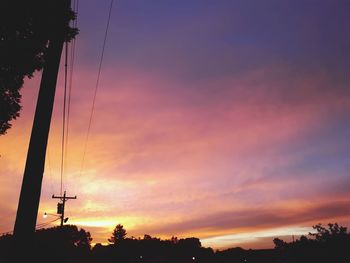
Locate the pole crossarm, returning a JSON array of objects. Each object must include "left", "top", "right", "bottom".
[
  {"left": 52, "top": 194, "right": 77, "bottom": 201},
  {"left": 51, "top": 191, "right": 77, "bottom": 226}
]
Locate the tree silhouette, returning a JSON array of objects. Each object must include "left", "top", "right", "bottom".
[
  {"left": 108, "top": 224, "right": 127, "bottom": 245},
  {"left": 0, "top": 225, "right": 92, "bottom": 262},
  {"left": 309, "top": 223, "right": 348, "bottom": 242},
  {"left": 0, "top": 0, "right": 77, "bottom": 135},
  {"left": 35, "top": 225, "right": 92, "bottom": 250},
  {"left": 270, "top": 223, "right": 350, "bottom": 263},
  {"left": 273, "top": 237, "right": 287, "bottom": 250}
]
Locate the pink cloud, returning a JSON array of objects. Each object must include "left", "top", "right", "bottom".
[{"left": 1, "top": 62, "right": 349, "bottom": 247}]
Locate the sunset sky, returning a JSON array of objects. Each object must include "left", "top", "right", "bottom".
[{"left": 1, "top": 0, "right": 350, "bottom": 249}]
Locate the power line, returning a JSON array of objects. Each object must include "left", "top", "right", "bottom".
[
  {"left": 35, "top": 1, "right": 79, "bottom": 231},
  {"left": 35, "top": 218, "right": 61, "bottom": 230},
  {"left": 65, "top": 0, "right": 79, "bottom": 179},
  {"left": 79, "top": 0, "right": 114, "bottom": 177},
  {"left": 0, "top": 218, "right": 61, "bottom": 236},
  {"left": 59, "top": 0, "right": 80, "bottom": 195},
  {"left": 60, "top": 41, "right": 69, "bottom": 196}
]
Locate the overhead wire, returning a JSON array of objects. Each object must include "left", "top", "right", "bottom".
[
  {"left": 0, "top": 1, "right": 81, "bottom": 236},
  {"left": 79, "top": 0, "right": 114, "bottom": 177},
  {"left": 59, "top": 0, "right": 79, "bottom": 196},
  {"left": 60, "top": 40, "right": 69, "bottom": 196},
  {"left": 64, "top": 0, "right": 79, "bottom": 182},
  {"left": 35, "top": 218, "right": 61, "bottom": 230},
  {"left": 0, "top": 218, "right": 61, "bottom": 236},
  {"left": 2, "top": 0, "right": 114, "bottom": 237}
]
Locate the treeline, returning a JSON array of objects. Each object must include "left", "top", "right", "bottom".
[
  {"left": 0, "top": 223, "right": 349, "bottom": 263},
  {"left": 271, "top": 223, "right": 350, "bottom": 263}
]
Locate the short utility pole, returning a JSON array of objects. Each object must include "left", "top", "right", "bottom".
[{"left": 52, "top": 191, "right": 77, "bottom": 226}]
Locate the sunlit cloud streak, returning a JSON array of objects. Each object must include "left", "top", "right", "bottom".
[{"left": 1, "top": 0, "right": 350, "bottom": 248}]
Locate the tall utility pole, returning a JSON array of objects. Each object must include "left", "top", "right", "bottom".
[
  {"left": 52, "top": 191, "right": 77, "bottom": 226},
  {"left": 13, "top": 0, "right": 71, "bottom": 239}
]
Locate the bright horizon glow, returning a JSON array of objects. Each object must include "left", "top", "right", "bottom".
[{"left": 201, "top": 226, "right": 314, "bottom": 249}]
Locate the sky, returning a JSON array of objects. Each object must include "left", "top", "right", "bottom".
[{"left": 1, "top": 0, "right": 350, "bottom": 249}]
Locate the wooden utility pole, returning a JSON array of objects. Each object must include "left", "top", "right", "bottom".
[
  {"left": 13, "top": 0, "right": 71, "bottom": 239},
  {"left": 52, "top": 191, "right": 77, "bottom": 226}
]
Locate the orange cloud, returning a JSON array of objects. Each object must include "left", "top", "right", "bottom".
[{"left": 1, "top": 64, "right": 350, "bottom": 248}]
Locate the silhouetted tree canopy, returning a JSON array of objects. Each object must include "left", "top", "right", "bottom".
[
  {"left": 35, "top": 225, "right": 92, "bottom": 250},
  {"left": 0, "top": 0, "right": 77, "bottom": 135},
  {"left": 0, "top": 225, "right": 91, "bottom": 263},
  {"left": 309, "top": 223, "right": 348, "bottom": 242},
  {"left": 273, "top": 237, "right": 287, "bottom": 250},
  {"left": 271, "top": 223, "right": 350, "bottom": 263},
  {"left": 1, "top": 222, "right": 349, "bottom": 263},
  {"left": 108, "top": 224, "right": 127, "bottom": 245}
]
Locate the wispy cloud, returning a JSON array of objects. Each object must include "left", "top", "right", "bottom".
[{"left": 1, "top": 0, "right": 350, "bottom": 248}]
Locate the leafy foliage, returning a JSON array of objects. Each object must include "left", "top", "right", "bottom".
[
  {"left": 1, "top": 222, "right": 349, "bottom": 263},
  {"left": 108, "top": 224, "right": 127, "bottom": 244},
  {"left": 35, "top": 225, "right": 92, "bottom": 250},
  {"left": 0, "top": 0, "right": 78, "bottom": 134},
  {"left": 309, "top": 223, "right": 348, "bottom": 242},
  {"left": 272, "top": 223, "right": 350, "bottom": 263},
  {"left": 273, "top": 237, "right": 287, "bottom": 249},
  {"left": 0, "top": 225, "right": 91, "bottom": 263}
]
